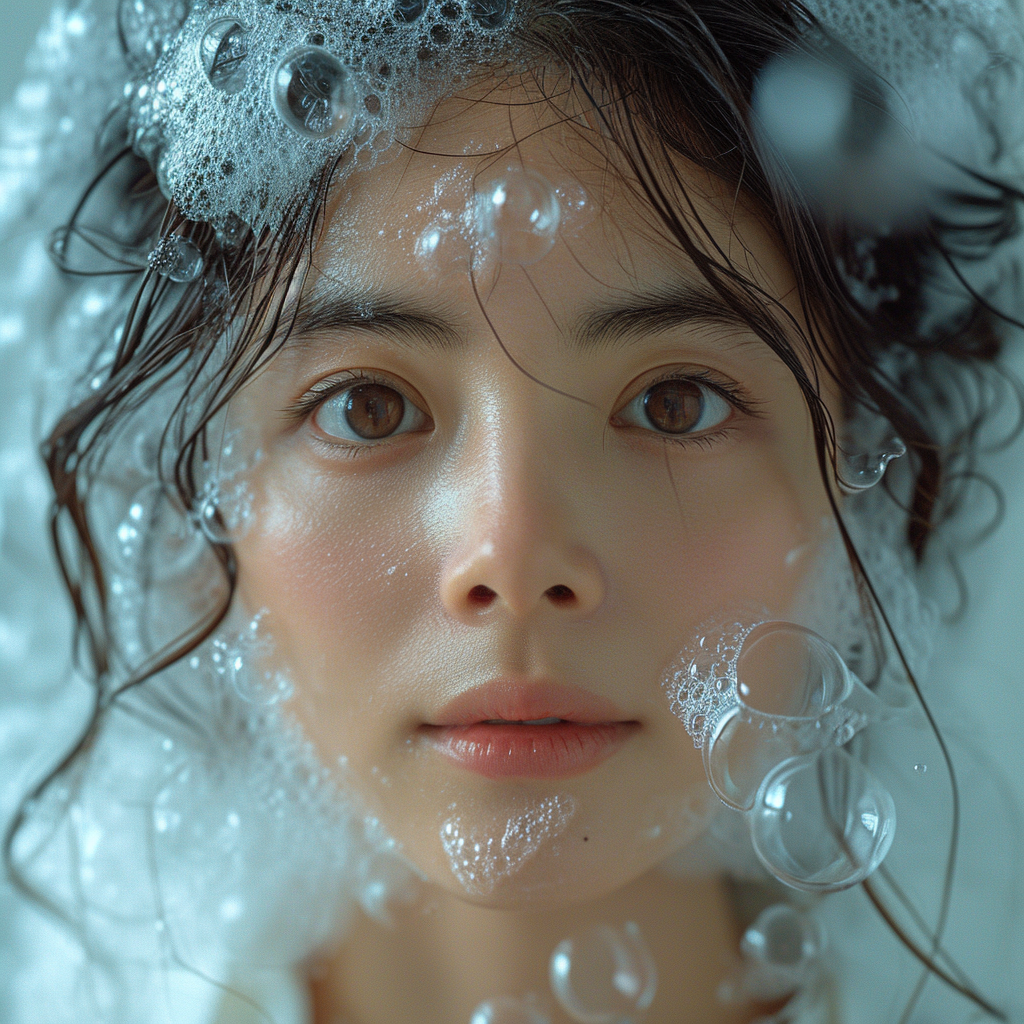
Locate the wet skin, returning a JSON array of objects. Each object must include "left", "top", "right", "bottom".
[{"left": 230, "top": 78, "right": 840, "bottom": 1022}]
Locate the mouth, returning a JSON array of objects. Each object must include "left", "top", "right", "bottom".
[{"left": 419, "top": 680, "right": 641, "bottom": 780}]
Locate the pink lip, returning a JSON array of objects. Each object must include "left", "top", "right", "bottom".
[{"left": 420, "top": 680, "right": 640, "bottom": 779}]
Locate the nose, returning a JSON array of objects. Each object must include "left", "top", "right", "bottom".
[{"left": 438, "top": 436, "right": 605, "bottom": 623}]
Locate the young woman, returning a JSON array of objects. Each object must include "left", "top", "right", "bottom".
[{"left": 0, "top": 0, "right": 1021, "bottom": 1022}]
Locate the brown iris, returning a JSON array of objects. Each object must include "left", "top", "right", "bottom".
[
  {"left": 342, "top": 383, "right": 405, "bottom": 439},
  {"left": 642, "top": 379, "right": 704, "bottom": 433}
]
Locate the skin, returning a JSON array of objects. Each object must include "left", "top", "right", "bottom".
[{"left": 228, "top": 79, "right": 842, "bottom": 1022}]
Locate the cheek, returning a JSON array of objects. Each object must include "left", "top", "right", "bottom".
[
  {"left": 233, "top": 463, "right": 442, "bottom": 733},
  {"left": 612, "top": 447, "right": 824, "bottom": 634}
]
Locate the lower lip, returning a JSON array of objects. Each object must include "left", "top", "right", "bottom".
[{"left": 420, "top": 721, "right": 639, "bottom": 779}]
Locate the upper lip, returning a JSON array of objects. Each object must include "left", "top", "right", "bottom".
[{"left": 425, "top": 678, "right": 633, "bottom": 727}]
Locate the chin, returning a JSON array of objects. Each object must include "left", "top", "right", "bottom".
[{"left": 425, "top": 813, "right": 686, "bottom": 910}]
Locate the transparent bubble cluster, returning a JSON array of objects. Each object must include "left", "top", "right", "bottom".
[
  {"left": 549, "top": 922, "right": 657, "bottom": 1024},
  {"left": 662, "top": 618, "right": 756, "bottom": 747},
  {"left": 409, "top": 165, "right": 593, "bottom": 281},
  {"left": 440, "top": 795, "right": 575, "bottom": 895},
  {"left": 665, "top": 620, "right": 899, "bottom": 891},
  {"left": 128, "top": 0, "right": 522, "bottom": 230},
  {"left": 209, "top": 613, "right": 294, "bottom": 707}
]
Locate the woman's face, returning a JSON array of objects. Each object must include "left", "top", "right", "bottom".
[{"left": 231, "top": 82, "right": 838, "bottom": 907}]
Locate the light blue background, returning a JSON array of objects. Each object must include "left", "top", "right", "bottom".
[{"left": 1, "top": 0, "right": 49, "bottom": 106}]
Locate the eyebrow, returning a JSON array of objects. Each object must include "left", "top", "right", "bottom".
[
  {"left": 572, "top": 282, "right": 756, "bottom": 353},
  {"left": 285, "top": 283, "right": 466, "bottom": 352},
  {"left": 284, "top": 278, "right": 756, "bottom": 355}
]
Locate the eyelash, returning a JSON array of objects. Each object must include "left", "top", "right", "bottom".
[
  {"left": 615, "top": 368, "right": 761, "bottom": 450},
  {"left": 290, "top": 368, "right": 760, "bottom": 454},
  {"left": 289, "top": 370, "right": 422, "bottom": 457}
]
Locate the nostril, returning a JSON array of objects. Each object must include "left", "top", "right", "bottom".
[
  {"left": 467, "top": 584, "right": 497, "bottom": 607},
  {"left": 544, "top": 584, "right": 577, "bottom": 607}
]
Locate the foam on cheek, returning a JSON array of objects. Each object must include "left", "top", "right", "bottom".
[{"left": 439, "top": 794, "right": 576, "bottom": 896}]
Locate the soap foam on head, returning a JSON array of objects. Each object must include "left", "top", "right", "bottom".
[{"left": 128, "top": 0, "right": 521, "bottom": 231}]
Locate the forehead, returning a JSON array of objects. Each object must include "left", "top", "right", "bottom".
[{"left": 312, "top": 76, "right": 795, "bottom": 307}]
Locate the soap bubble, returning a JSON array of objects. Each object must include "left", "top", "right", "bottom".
[
  {"left": 119, "top": 0, "right": 189, "bottom": 67},
  {"left": 394, "top": 0, "right": 426, "bottom": 23},
  {"left": 273, "top": 47, "right": 355, "bottom": 139},
  {"left": 748, "top": 747, "right": 896, "bottom": 892},
  {"left": 470, "top": 994, "right": 551, "bottom": 1024},
  {"left": 740, "top": 904, "right": 822, "bottom": 995},
  {"left": 199, "top": 19, "right": 249, "bottom": 94},
  {"left": 473, "top": 168, "right": 561, "bottom": 268},
  {"left": 470, "top": 0, "right": 511, "bottom": 29},
  {"left": 703, "top": 623, "right": 854, "bottom": 811},
  {"left": 754, "top": 51, "right": 932, "bottom": 228},
  {"left": 735, "top": 622, "right": 850, "bottom": 718},
  {"left": 147, "top": 235, "right": 204, "bottom": 283},
  {"left": 837, "top": 436, "right": 907, "bottom": 491},
  {"left": 192, "top": 488, "right": 228, "bottom": 543},
  {"left": 755, "top": 55, "right": 855, "bottom": 163},
  {"left": 110, "top": 483, "right": 207, "bottom": 581},
  {"left": 549, "top": 922, "right": 657, "bottom": 1024}
]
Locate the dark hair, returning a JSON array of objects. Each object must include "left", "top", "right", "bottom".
[{"left": 8, "top": 0, "right": 1021, "bottom": 1019}]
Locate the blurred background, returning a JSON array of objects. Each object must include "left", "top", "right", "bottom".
[{"left": 1, "top": 0, "right": 47, "bottom": 107}]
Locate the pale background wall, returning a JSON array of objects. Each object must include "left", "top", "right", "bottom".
[{"left": 1, "top": 0, "right": 48, "bottom": 106}]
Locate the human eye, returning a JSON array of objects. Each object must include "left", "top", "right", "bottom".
[
  {"left": 612, "top": 370, "right": 751, "bottom": 442},
  {"left": 296, "top": 373, "right": 431, "bottom": 448}
]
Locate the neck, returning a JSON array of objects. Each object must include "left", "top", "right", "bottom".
[{"left": 310, "top": 867, "right": 761, "bottom": 1024}]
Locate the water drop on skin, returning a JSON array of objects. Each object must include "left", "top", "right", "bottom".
[{"left": 472, "top": 168, "right": 561, "bottom": 268}]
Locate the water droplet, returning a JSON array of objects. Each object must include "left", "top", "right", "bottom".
[
  {"left": 273, "top": 46, "right": 354, "bottom": 138},
  {"left": 748, "top": 748, "right": 896, "bottom": 892},
  {"left": 469, "top": 0, "right": 510, "bottom": 28},
  {"left": 393, "top": 0, "right": 426, "bottom": 22},
  {"left": 549, "top": 922, "right": 657, "bottom": 1024},
  {"left": 837, "top": 437, "right": 906, "bottom": 492},
  {"left": 118, "top": 0, "right": 188, "bottom": 67},
  {"left": 914, "top": 763, "right": 928, "bottom": 774},
  {"left": 147, "top": 235, "right": 204, "bottom": 283},
  {"left": 200, "top": 19, "right": 249, "bottom": 93},
  {"left": 470, "top": 994, "right": 551, "bottom": 1024}
]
